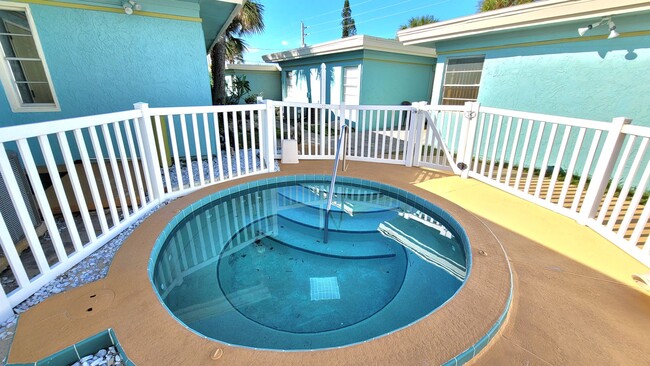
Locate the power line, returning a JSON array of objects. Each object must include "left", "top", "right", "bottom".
[
  {"left": 308, "top": 0, "right": 412, "bottom": 28},
  {"left": 301, "top": 0, "right": 375, "bottom": 21},
  {"left": 309, "top": 0, "right": 454, "bottom": 35}
]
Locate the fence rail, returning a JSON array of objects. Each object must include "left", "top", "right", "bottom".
[{"left": 0, "top": 99, "right": 647, "bottom": 322}]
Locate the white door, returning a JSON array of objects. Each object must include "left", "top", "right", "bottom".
[{"left": 342, "top": 66, "right": 360, "bottom": 105}]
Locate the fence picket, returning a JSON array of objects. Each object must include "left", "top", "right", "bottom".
[
  {"left": 57, "top": 132, "right": 97, "bottom": 241},
  {"left": 0, "top": 144, "right": 50, "bottom": 275},
  {"left": 17, "top": 139, "right": 69, "bottom": 262},
  {"left": 73, "top": 129, "right": 109, "bottom": 233}
]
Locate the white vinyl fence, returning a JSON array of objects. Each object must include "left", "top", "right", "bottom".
[
  {"left": 0, "top": 102, "right": 276, "bottom": 321},
  {"left": 0, "top": 99, "right": 647, "bottom": 322},
  {"left": 272, "top": 101, "right": 417, "bottom": 165},
  {"left": 430, "top": 103, "right": 649, "bottom": 267}
]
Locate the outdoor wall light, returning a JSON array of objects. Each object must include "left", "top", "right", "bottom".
[
  {"left": 578, "top": 17, "right": 619, "bottom": 39},
  {"left": 122, "top": 0, "right": 142, "bottom": 15},
  {"left": 607, "top": 18, "right": 619, "bottom": 39}
]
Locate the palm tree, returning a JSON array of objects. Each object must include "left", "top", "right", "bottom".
[
  {"left": 478, "top": 0, "right": 533, "bottom": 12},
  {"left": 211, "top": 0, "right": 265, "bottom": 105},
  {"left": 398, "top": 15, "right": 439, "bottom": 31}
]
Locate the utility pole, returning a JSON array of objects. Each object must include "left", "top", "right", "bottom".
[{"left": 301, "top": 21, "right": 308, "bottom": 47}]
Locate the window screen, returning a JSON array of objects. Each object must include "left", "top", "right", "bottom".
[{"left": 441, "top": 56, "right": 484, "bottom": 106}]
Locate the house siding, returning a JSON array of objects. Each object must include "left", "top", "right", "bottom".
[
  {"left": 0, "top": 4, "right": 211, "bottom": 127},
  {"left": 359, "top": 51, "right": 435, "bottom": 105},
  {"left": 277, "top": 50, "right": 435, "bottom": 106},
  {"left": 225, "top": 69, "right": 282, "bottom": 102},
  {"left": 432, "top": 12, "right": 650, "bottom": 127}
]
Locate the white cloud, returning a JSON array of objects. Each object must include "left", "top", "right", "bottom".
[
  {"left": 281, "top": 40, "right": 289, "bottom": 46},
  {"left": 248, "top": 47, "right": 260, "bottom": 53}
]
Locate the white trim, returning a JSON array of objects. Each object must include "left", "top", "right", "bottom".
[
  {"left": 262, "top": 35, "right": 437, "bottom": 62},
  {"left": 0, "top": 1, "right": 60, "bottom": 113},
  {"left": 397, "top": 0, "right": 650, "bottom": 45},
  {"left": 226, "top": 63, "right": 281, "bottom": 72}
]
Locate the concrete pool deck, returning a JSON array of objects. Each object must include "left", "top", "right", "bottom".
[{"left": 7, "top": 161, "right": 650, "bottom": 365}]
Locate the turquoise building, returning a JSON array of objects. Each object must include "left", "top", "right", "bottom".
[
  {"left": 262, "top": 35, "right": 437, "bottom": 106},
  {"left": 0, "top": 0, "right": 241, "bottom": 128},
  {"left": 398, "top": 0, "right": 650, "bottom": 126},
  {"left": 225, "top": 63, "right": 282, "bottom": 103}
]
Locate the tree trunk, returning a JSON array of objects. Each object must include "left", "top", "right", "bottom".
[{"left": 211, "top": 37, "right": 227, "bottom": 105}]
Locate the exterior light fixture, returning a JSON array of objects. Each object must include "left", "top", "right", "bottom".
[
  {"left": 122, "top": 0, "right": 142, "bottom": 15},
  {"left": 607, "top": 18, "right": 619, "bottom": 39},
  {"left": 578, "top": 17, "right": 619, "bottom": 39}
]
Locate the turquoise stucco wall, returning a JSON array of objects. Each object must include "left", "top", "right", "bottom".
[
  {"left": 0, "top": 4, "right": 212, "bottom": 128},
  {"left": 430, "top": 12, "right": 650, "bottom": 184},
  {"left": 359, "top": 50, "right": 435, "bottom": 105},
  {"left": 432, "top": 13, "right": 650, "bottom": 126},
  {"left": 278, "top": 51, "right": 363, "bottom": 104},
  {"left": 225, "top": 69, "right": 282, "bottom": 103},
  {"left": 277, "top": 49, "right": 435, "bottom": 105}
]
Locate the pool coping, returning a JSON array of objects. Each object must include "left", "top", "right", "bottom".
[{"left": 8, "top": 163, "right": 513, "bottom": 365}]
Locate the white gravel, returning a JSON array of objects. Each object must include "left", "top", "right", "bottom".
[
  {"left": 70, "top": 345, "right": 122, "bottom": 366},
  {"left": 168, "top": 149, "right": 279, "bottom": 189}
]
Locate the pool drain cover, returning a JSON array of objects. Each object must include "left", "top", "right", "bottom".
[{"left": 310, "top": 277, "right": 340, "bottom": 301}]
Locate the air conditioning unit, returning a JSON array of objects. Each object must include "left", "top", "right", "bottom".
[{"left": 0, "top": 150, "right": 42, "bottom": 244}]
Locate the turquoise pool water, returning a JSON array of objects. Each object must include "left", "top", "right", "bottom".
[{"left": 151, "top": 176, "right": 469, "bottom": 350}]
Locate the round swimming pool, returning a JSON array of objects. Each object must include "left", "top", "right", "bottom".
[{"left": 150, "top": 176, "right": 470, "bottom": 350}]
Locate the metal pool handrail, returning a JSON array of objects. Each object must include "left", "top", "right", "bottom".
[{"left": 324, "top": 122, "right": 348, "bottom": 243}]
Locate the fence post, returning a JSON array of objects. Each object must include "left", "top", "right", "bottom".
[
  {"left": 134, "top": 103, "right": 164, "bottom": 201},
  {"left": 263, "top": 100, "right": 277, "bottom": 172},
  {"left": 577, "top": 117, "right": 632, "bottom": 225},
  {"left": 405, "top": 102, "right": 424, "bottom": 167},
  {"left": 456, "top": 102, "right": 480, "bottom": 179},
  {"left": 320, "top": 63, "right": 327, "bottom": 104}
]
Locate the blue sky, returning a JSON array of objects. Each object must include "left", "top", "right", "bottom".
[{"left": 242, "top": 0, "right": 479, "bottom": 63}]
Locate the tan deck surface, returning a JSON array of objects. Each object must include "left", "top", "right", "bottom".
[{"left": 8, "top": 161, "right": 650, "bottom": 365}]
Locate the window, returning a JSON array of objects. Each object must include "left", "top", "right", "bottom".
[
  {"left": 0, "top": 4, "right": 58, "bottom": 112},
  {"left": 441, "top": 56, "right": 484, "bottom": 106}
]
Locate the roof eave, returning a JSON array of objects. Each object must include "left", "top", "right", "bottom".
[
  {"left": 207, "top": 0, "right": 244, "bottom": 53},
  {"left": 262, "top": 35, "right": 436, "bottom": 63},
  {"left": 398, "top": 0, "right": 650, "bottom": 45}
]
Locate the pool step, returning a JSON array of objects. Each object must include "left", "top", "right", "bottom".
[
  {"left": 276, "top": 186, "right": 400, "bottom": 214},
  {"left": 269, "top": 216, "right": 396, "bottom": 259},
  {"left": 277, "top": 204, "right": 400, "bottom": 233},
  {"left": 378, "top": 213, "right": 467, "bottom": 279},
  {"left": 299, "top": 183, "right": 383, "bottom": 200}
]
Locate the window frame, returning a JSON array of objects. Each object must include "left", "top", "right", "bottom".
[
  {"left": 440, "top": 55, "right": 485, "bottom": 106},
  {"left": 0, "top": 1, "right": 59, "bottom": 113}
]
